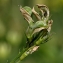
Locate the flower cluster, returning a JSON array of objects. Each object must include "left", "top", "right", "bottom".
[
  {"left": 20, "top": 4, "right": 53, "bottom": 60},
  {"left": 10, "top": 4, "right": 53, "bottom": 63}
]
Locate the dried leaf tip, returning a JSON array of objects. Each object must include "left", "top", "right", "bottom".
[{"left": 32, "top": 7, "right": 41, "bottom": 20}]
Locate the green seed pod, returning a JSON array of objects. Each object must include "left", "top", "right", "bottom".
[{"left": 36, "top": 35, "right": 48, "bottom": 45}]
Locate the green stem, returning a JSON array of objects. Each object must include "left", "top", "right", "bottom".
[
  {"left": 10, "top": 49, "right": 26, "bottom": 63},
  {"left": 10, "top": 34, "right": 48, "bottom": 63},
  {"left": 10, "top": 45, "right": 39, "bottom": 63}
]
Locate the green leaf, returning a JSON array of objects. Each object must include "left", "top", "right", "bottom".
[
  {"left": 20, "top": 6, "right": 34, "bottom": 25},
  {"left": 23, "top": 6, "right": 32, "bottom": 16},
  {"left": 31, "top": 21, "right": 47, "bottom": 29}
]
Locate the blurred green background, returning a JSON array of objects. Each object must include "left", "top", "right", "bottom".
[{"left": 0, "top": 0, "right": 63, "bottom": 63}]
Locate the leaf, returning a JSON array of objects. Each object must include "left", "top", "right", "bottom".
[
  {"left": 47, "top": 19, "right": 53, "bottom": 32},
  {"left": 20, "top": 6, "right": 34, "bottom": 25},
  {"left": 36, "top": 4, "right": 49, "bottom": 21},
  {"left": 32, "top": 7, "right": 41, "bottom": 20},
  {"left": 23, "top": 6, "right": 32, "bottom": 16},
  {"left": 31, "top": 21, "right": 47, "bottom": 29}
]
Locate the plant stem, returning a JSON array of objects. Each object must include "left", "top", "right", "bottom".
[{"left": 10, "top": 45, "right": 39, "bottom": 63}]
